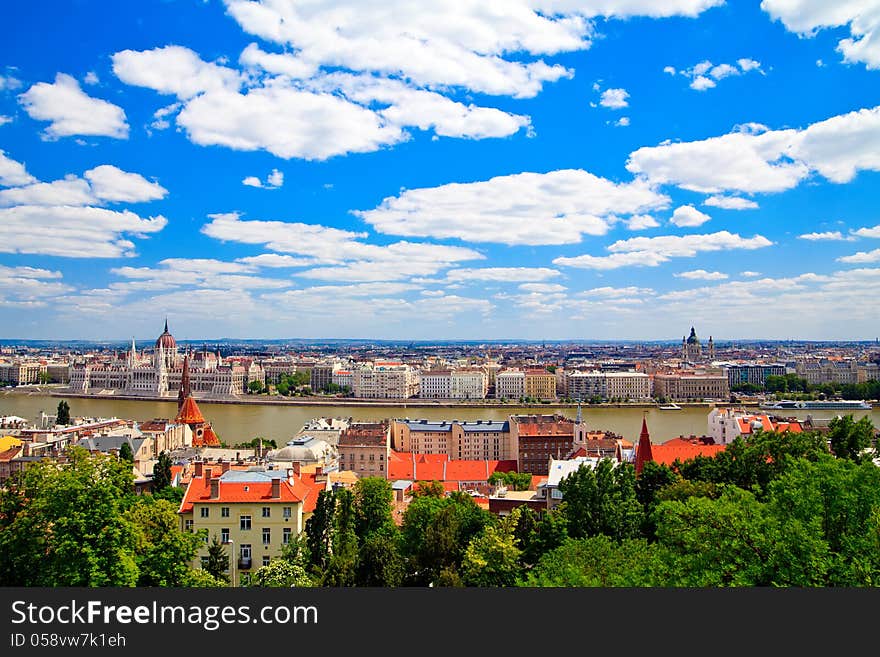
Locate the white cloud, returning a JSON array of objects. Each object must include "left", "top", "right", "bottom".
[
  {"left": 761, "top": 0, "right": 880, "bottom": 69},
  {"left": 704, "top": 195, "right": 759, "bottom": 210},
  {"left": 670, "top": 204, "right": 711, "bottom": 227},
  {"left": 84, "top": 165, "right": 168, "bottom": 203},
  {"left": 626, "top": 214, "right": 659, "bottom": 230},
  {"left": 0, "top": 115, "right": 11, "bottom": 126},
  {"left": 112, "top": 258, "right": 291, "bottom": 290},
  {"left": 578, "top": 286, "right": 655, "bottom": 298},
  {"left": 0, "top": 176, "right": 94, "bottom": 207},
  {"left": 0, "top": 206, "right": 166, "bottom": 258},
  {"left": 740, "top": 271, "right": 762, "bottom": 277},
  {"left": 150, "top": 103, "right": 182, "bottom": 131},
  {"left": 853, "top": 224, "right": 880, "bottom": 238},
  {"left": 676, "top": 57, "right": 763, "bottom": 91},
  {"left": 519, "top": 283, "right": 567, "bottom": 293},
  {"left": 112, "top": 46, "right": 243, "bottom": 99},
  {"left": 18, "top": 73, "right": 128, "bottom": 139},
  {"left": 663, "top": 66, "right": 677, "bottom": 75},
  {"left": 838, "top": 248, "right": 880, "bottom": 263},
  {"left": 84, "top": 71, "right": 99, "bottom": 85},
  {"left": 553, "top": 231, "right": 773, "bottom": 270},
  {"left": 627, "top": 105, "right": 880, "bottom": 194},
  {"left": 675, "top": 269, "right": 729, "bottom": 280},
  {"left": 0, "top": 265, "right": 71, "bottom": 306},
  {"left": 235, "top": 253, "right": 317, "bottom": 268},
  {"left": 600, "top": 88, "right": 629, "bottom": 109},
  {"left": 242, "top": 168, "right": 284, "bottom": 189},
  {"left": 0, "top": 75, "right": 22, "bottom": 91},
  {"left": 614, "top": 116, "right": 630, "bottom": 127},
  {"left": 0, "top": 150, "right": 37, "bottom": 187},
  {"left": 798, "top": 231, "right": 849, "bottom": 241},
  {"left": 202, "top": 212, "right": 484, "bottom": 282},
  {"left": 446, "top": 267, "right": 560, "bottom": 283},
  {"left": 356, "top": 169, "right": 669, "bottom": 246}
]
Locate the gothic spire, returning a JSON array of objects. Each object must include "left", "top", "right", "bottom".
[
  {"left": 634, "top": 415, "right": 653, "bottom": 475},
  {"left": 178, "top": 354, "right": 191, "bottom": 411}
]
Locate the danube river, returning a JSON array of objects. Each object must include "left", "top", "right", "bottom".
[{"left": 1, "top": 390, "right": 877, "bottom": 445}]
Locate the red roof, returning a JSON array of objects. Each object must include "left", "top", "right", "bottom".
[
  {"left": 197, "top": 425, "right": 221, "bottom": 447},
  {"left": 651, "top": 442, "right": 726, "bottom": 466},
  {"left": 179, "top": 474, "right": 312, "bottom": 514},
  {"left": 175, "top": 396, "right": 206, "bottom": 425},
  {"left": 387, "top": 450, "right": 515, "bottom": 483},
  {"left": 634, "top": 417, "right": 653, "bottom": 474}
]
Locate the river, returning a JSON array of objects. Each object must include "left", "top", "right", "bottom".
[{"left": 1, "top": 390, "right": 877, "bottom": 445}]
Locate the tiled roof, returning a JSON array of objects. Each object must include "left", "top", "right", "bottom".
[
  {"left": 175, "top": 396, "right": 206, "bottom": 425},
  {"left": 387, "top": 451, "right": 514, "bottom": 483},
  {"left": 178, "top": 473, "right": 311, "bottom": 514},
  {"left": 651, "top": 442, "right": 726, "bottom": 466}
]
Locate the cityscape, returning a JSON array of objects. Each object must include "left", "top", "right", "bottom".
[{"left": 2, "top": 0, "right": 880, "bottom": 599}]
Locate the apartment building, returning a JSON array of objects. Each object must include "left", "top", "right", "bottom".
[{"left": 391, "top": 418, "right": 514, "bottom": 461}]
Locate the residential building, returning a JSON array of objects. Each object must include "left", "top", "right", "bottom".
[
  {"left": 390, "top": 418, "right": 514, "bottom": 461},
  {"left": 351, "top": 363, "right": 419, "bottom": 399},
  {"left": 495, "top": 369, "right": 525, "bottom": 400},
  {"left": 419, "top": 370, "right": 452, "bottom": 399},
  {"left": 652, "top": 371, "right": 730, "bottom": 401},
  {"left": 178, "top": 465, "right": 320, "bottom": 581},
  {"left": 708, "top": 407, "right": 804, "bottom": 445},
  {"left": 524, "top": 368, "right": 556, "bottom": 400},
  {"left": 450, "top": 368, "right": 488, "bottom": 399},
  {"left": 337, "top": 422, "right": 390, "bottom": 477},
  {"left": 723, "top": 363, "right": 787, "bottom": 388},
  {"left": 510, "top": 414, "right": 574, "bottom": 476}
]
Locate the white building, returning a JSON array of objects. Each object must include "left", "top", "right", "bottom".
[
  {"left": 450, "top": 369, "right": 488, "bottom": 400},
  {"left": 565, "top": 370, "right": 651, "bottom": 400},
  {"left": 495, "top": 370, "right": 525, "bottom": 400},
  {"left": 420, "top": 370, "right": 452, "bottom": 399},
  {"left": 351, "top": 362, "right": 419, "bottom": 399}
]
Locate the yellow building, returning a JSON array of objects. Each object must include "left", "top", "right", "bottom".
[
  {"left": 524, "top": 369, "right": 557, "bottom": 400},
  {"left": 179, "top": 465, "right": 322, "bottom": 584},
  {"left": 0, "top": 435, "right": 23, "bottom": 452}
]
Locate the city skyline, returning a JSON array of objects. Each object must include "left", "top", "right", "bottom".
[{"left": 2, "top": 2, "right": 880, "bottom": 341}]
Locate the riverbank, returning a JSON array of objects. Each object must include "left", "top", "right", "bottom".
[{"left": 2, "top": 386, "right": 760, "bottom": 410}]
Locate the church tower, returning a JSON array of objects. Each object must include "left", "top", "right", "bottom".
[
  {"left": 708, "top": 335, "right": 715, "bottom": 360},
  {"left": 634, "top": 416, "right": 653, "bottom": 475}
]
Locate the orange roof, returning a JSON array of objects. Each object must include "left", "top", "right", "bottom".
[
  {"left": 175, "top": 396, "right": 206, "bottom": 425},
  {"left": 179, "top": 474, "right": 311, "bottom": 514},
  {"left": 651, "top": 442, "right": 726, "bottom": 466},
  {"left": 198, "top": 425, "right": 221, "bottom": 447},
  {"left": 517, "top": 422, "right": 573, "bottom": 437},
  {"left": 388, "top": 451, "right": 515, "bottom": 483}
]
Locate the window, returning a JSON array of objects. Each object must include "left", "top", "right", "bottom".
[
  {"left": 262, "top": 528, "right": 271, "bottom": 545},
  {"left": 200, "top": 507, "right": 209, "bottom": 518},
  {"left": 283, "top": 506, "right": 291, "bottom": 518},
  {"left": 262, "top": 556, "right": 271, "bottom": 567},
  {"left": 282, "top": 528, "right": 291, "bottom": 545},
  {"left": 240, "top": 515, "right": 251, "bottom": 531},
  {"left": 221, "top": 507, "right": 230, "bottom": 518},
  {"left": 220, "top": 528, "right": 229, "bottom": 543},
  {"left": 240, "top": 544, "right": 251, "bottom": 560},
  {"left": 262, "top": 507, "right": 270, "bottom": 518},
  {"left": 184, "top": 519, "right": 193, "bottom": 532},
  {"left": 200, "top": 556, "right": 209, "bottom": 569}
]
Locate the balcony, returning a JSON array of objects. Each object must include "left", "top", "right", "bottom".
[{"left": 238, "top": 557, "right": 252, "bottom": 570}]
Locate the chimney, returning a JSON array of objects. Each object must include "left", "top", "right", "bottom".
[
  {"left": 291, "top": 462, "right": 300, "bottom": 476},
  {"left": 195, "top": 461, "right": 203, "bottom": 477},
  {"left": 271, "top": 478, "right": 281, "bottom": 499},
  {"left": 315, "top": 465, "right": 323, "bottom": 476},
  {"left": 221, "top": 461, "right": 231, "bottom": 474},
  {"left": 210, "top": 477, "right": 220, "bottom": 500}
]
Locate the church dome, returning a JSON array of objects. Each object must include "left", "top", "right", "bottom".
[
  {"left": 686, "top": 327, "right": 700, "bottom": 344},
  {"left": 155, "top": 319, "right": 176, "bottom": 350}
]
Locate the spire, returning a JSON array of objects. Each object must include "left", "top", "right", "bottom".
[
  {"left": 164, "top": 317, "right": 169, "bottom": 334},
  {"left": 575, "top": 400, "right": 582, "bottom": 425},
  {"left": 634, "top": 415, "right": 653, "bottom": 475},
  {"left": 178, "top": 354, "right": 191, "bottom": 411}
]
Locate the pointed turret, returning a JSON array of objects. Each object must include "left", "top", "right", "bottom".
[
  {"left": 575, "top": 400, "right": 583, "bottom": 425},
  {"left": 634, "top": 416, "right": 653, "bottom": 475},
  {"left": 178, "top": 354, "right": 191, "bottom": 411}
]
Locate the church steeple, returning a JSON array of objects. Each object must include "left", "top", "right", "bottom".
[
  {"left": 634, "top": 415, "right": 653, "bottom": 475},
  {"left": 178, "top": 354, "right": 191, "bottom": 411}
]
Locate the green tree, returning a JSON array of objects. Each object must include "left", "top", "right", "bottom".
[
  {"left": 558, "top": 459, "right": 644, "bottom": 541},
  {"left": 119, "top": 441, "right": 134, "bottom": 463},
  {"left": 56, "top": 400, "right": 70, "bottom": 425},
  {"left": 38, "top": 371, "right": 52, "bottom": 384},
  {"left": 152, "top": 451, "right": 173, "bottom": 492},
  {"left": 653, "top": 486, "right": 831, "bottom": 586},
  {"left": 462, "top": 511, "right": 523, "bottom": 586},
  {"left": 126, "top": 497, "right": 203, "bottom": 586},
  {"left": 356, "top": 530, "right": 405, "bottom": 586},
  {"left": 827, "top": 414, "right": 875, "bottom": 463},
  {"left": 354, "top": 477, "right": 396, "bottom": 539},
  {"left": 767, "top": 455, "right": 880, "bottom": 585},
  {"left": 181, "top": 569, "right": 227, "bottom": 587},
  {"left": 0, "top": 447, "right": 138, "bottom": 586},
  {"left": 247, "top": 380, "right": 264, "bottom": 394},
  {"left": 304, "top": 489, "right": 336, "bottom": 572},
  {"left": 520, "top": 535, "right": 672, "bottom": 587},
  {"left": 323, "top": 488, "right": 358, "bottom": 586},
  {"left": 203, "top": 535, "right": 230, "bottom": 584},
  {"left": 413, "top": 480, "right": 445, "bottom": 497},
  {"left": 252, "top": 559, "right": 313, "bottom": 587}
]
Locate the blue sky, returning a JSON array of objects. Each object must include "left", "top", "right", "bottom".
[{"left": 1, "top": 0, "right": 879, "bottom": 342}]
